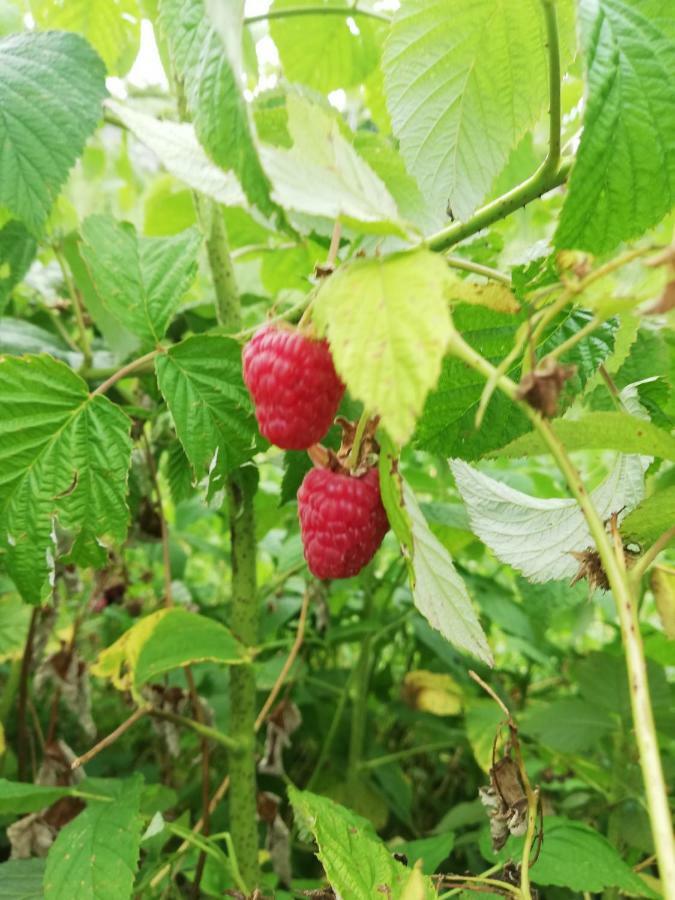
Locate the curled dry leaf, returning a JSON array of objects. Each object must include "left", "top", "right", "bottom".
[
  {"left": 479, "top": 755, "right": 528, "bottom": 852},
  {"left": 142, "top": 683, "right": 190, "bottom": 757},
  {"left": 516, "top": 357, "right": 577, "bottom": 418},
  {"left": 259, "top": 699, "right": 302, "bottom": 776},
  {"left": 35, "top": 645, "right": 95, "bottom": 738}
]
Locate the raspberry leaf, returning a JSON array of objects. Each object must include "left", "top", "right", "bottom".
[
  {"left": 556, "top": 0, "right": 675, "bottom": 253},
  {"left": 0, "top": 31, "right": 107, "bottom": 235},
  {"left": 80, "top": 216, "right": 201, "bottom": 349},
  {"left": 383, "top": 0, "right": 576, "bottom": 222},
  {"left": 403, "top": 482, "right": 493, "bottom": 666},
  {"left": 622, "top": 486, "right": 675, "bottom": 547},
  {"left": 314, "top": 249, "right": 452, "bottom": 445},
  {"left": 0, "top": 355, "right": 132, "bottom": 604}
]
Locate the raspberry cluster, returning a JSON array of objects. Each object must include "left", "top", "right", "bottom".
[{"left": 243, "top": 324, "right": 389, "bottom": 579}]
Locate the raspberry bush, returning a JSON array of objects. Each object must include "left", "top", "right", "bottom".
[{"left": 0, "top": 1, "right": 674, "bottom": 899}]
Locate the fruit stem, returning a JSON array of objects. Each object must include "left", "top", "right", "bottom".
[{"left": 347, "top": 409, "right": 371, "bottom": 470}]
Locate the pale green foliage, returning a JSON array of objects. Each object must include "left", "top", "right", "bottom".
[
  {"left": 383, "top": 0, "right": 575, "bottom": 221},
  {"left": 0, "top": 221, "right": 37, "bottom": 313},
  {"left": 31, "top": 0, "right": 141, "bottom": 75},
  {"left": 160, "top": 0, "right": 274, "bottom": 213},
  {"left": 403, "top": 482, "right": 493, "bottom": 665},
  {"left": 556, "top": 0, "right": 675, "bottom": 252},
  {"left": 623, "top": 485, "right": 675, "bottom": 546},
  {"left": 44, "top": 777, "right": 143, "bottom": 900},
  {"left": 451, "top": 452, "right": 648, "bottom": 583},
  {"left": 79, "top": 216, "right": 201, "bottom": 348},
  {"left": 260, "top": 94, "right": 402, "bottom": 233},
  {"left": 314, "top": 249, "right": 451, "bottom": 444},
  {"left": 270, "top": 0, "right": 382, "bottom": 93},
  {"left": 0, "top": 32, "right": 107, "bottom": 234},
  {"left": 106, "top": 101, "right": 246, "bottom": 206},
  {"left": 155, "top": 335, "right": 258, "bottom": 478},
  {"left": 496, "top": 410, "right": 675, "bottom": 459},
  {"left": 288, "top": 786, "right": 436, "bottom": 899},
  {"left": 0, "top": 355, "right": 132, "bottom": 603}
]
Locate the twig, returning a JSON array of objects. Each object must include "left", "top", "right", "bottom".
[
  {"left": 90, "top": 349, "right": 160, "bottom": 397},
  {"left": 359, "top": 740, "right": 455, "bottom": 770},
  {"left": 255, "top": 588, "right": 311, "bottom": 731},
  {"left": 150, "top": 709, "right": 241, "bottom": 753},
  {"left": 53, "top": 242, "right": 92, "bottom": 369},
  {"left": 244, "top": 5, "right": 390, "bottom": 24},
  {"left": 447, "top": 255, "right": 511, "bottom": 285},
  {"left": 71, "top": 706, "right": 150, "bottom": 770},
  {"left": 631, "top": 527, "right": 675, "bottom": 584},
  {"left": 468, "top": 670, "right": 510, "bottom": 719},
  {"left": 17, "top": 608, "right": 38, "bottom": 781},
  {"left": 142, "top": 432, "right": 173, "bottom": 607}
]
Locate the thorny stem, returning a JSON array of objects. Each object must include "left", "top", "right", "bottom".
[
  {"left": 448, "top": 326, "right": 675, "bottom": 896},
  {"left": 53, "top": 242, "right": 92, "bottom": 369}
]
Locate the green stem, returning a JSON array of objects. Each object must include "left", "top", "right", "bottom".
[
  {"left": 446, "top": 255, "right": 511, "bottom": 285},
  {"left": 244, "top": 5, "right": 390, "bottom": 25},
  {"left": 226, "top": 480, "right": 260, "bottom": 891},
  {"left": 53, "top": 243, "right": 92, "bottom": 369},
  {"left": 359, "top": 740, "right": 456, "bottom": 770},
  {"left": 150, "top": 709, "right": 241, "bottom": 753},
  {"left": 194, "top": 196, "right": 241, "bottom": 331},
  {"left": 630, "top": 526, "right": 675, "bottom": 584},
  {"left": 347, "top": 588, "right": 374, "bottom": 778},
  {"left": 447, "top": 328, "right": 675, "bottom": 896},
  {"left": 539, "top": 0, "right": 562, "bottom": 173},
  {"left": 347, "top": 408, "right": 370, "bottom": 469},
  {"left": 89, "top": 349, "right": 160, "bottom": 396},
  {"left": 543, "top": 313, "right": 605, "bottom": 362}
]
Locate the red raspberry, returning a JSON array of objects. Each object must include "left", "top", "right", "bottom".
[
  {"left": 297, "top": 467, "right": 389, "bottom": 579},
  {"left": 242, "top": 325, "right": 344, "bottom": 450}
]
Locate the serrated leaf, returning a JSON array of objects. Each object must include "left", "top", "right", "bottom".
[
  {"left": 314, "top": 250, "right": 451, "bottom": 444},
  {"left": 0, "top": 32, "right": 107, "bottom": 235},
  {"left": 166, "top": 439, "right": 194, "bottom": 505},
  {"left": 522, "top": 698, "right": 614, "bottom": 752},
  {"left": 92, "top": 607, "right": 246, "bottom": 695},
  {"left": 155, "top": 335, "right": 258, "bottom": 479},
  {"left": 0, "top": 780, "right": 74, "bottom": 816},
  {"left": 383, "top": 0, "right": 575, "bottom": 221},
  {"left": 451, "top": 451, "right": 649, "bottom": 583},
  {"left": 80, "top": 216, "right": 201, "bottom": 349},
  {"left": 0, "top": 858, "right": 45, "bottom": 900},
  {"left": 280, "top": 450, "right": 312, "bottom": 506},
  {"left": 495, "top": 411, "right": 675, "bottom": 460},
  {"left": 270, "top": 0, "right": 381, "bottom": 93},
  {"left": 622, "top": 485, "right": 675, "bottom": 546},
  {"left": 482, "top": 816, "right": 658, "bottom": 896},
  {"left": 556, "top": 0, "right": 675, "bottom": 253},
  {"left": 44, "top": 776, "right": 143, "bottom": 900},
  {"left": 31, "top": 0, "right": 141, "bottom": 75},
  {"left": 288, "top": 786, "right": 436, "bottom": 900},
  {"left": 378, "top": 432, "right": 413, "bottom": 557},
  {"left": 403, "top": 482, "right": 493, "bottom": 665},
  {"left": 0, "top": 221, "right": 37, "bottom": 312},
  {"left": 260, "top": 94, "right": 403, "bottom": 234},
  {"left": 106, "top": 101, "right": 246, "bottom": 207},
  {"left": 160, "top": 0, "right": 274, "bottom": 213},
  {"left": 0, "top": 355, "right": 132, "bottom": 604}
]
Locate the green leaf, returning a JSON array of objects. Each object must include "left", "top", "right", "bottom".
[
  {"left": 0, "top": 858, "right": 45, "bottom": 900},
  {"left": 44, "top": 776, "right": 143, "bottom": 900},
  {"left": 80, "top": 216, "right": 201, "bottom": 348},
  {"left": 0, "top": 594, "right": 31, "bottom": 661},
  {"left": 495, "top": 411, "right": 675, "bottom": 460},
  {"left": 155, "top": 335, "right": 258, "bottom": 479},
  {"left": 522, "top": 699, "right": 615, "bottom": 753},
  {"left": 622, "top": 485, "right": 675, "bottom": 546},
  {"left": 288, "top": 786, "right": 436, "bottom": 900},
  {"left": 392, "top": 832, "right": 455, "bottom": 875},
  {"left": 0, "top": 318, "right": 87, "bottom": 368},
  {"left": 159, "top": 0, "right": 274, "bottom": 213},
  {"left": 0, "top": 221, "right": 37, "bottom": 312},
  {"left": 314, "top": 249, "right": 451, "bottom": 444},
  {"left": 270, "top": 0, "right": 381, "bottom": 93},
  {"left": 0, "top": 32, "right": 107, "bottom": 235},
  {"left": 0, "top": 0, "right": 22, "bottom": 36},
  {"left": 482, "top": 816, "right": 658, "bottom": 896},
  {"left": 464, "top": 700, "right": 505, "bottom": 772},
  {"left": 383, "top": 0, "right": 575, "bottom": 221},
  {"left": 556, "top": 0, "right": 675, "bottom": 253},
  {"left": 403, "top": 481, "right": 493, "bottom": 665},
  {"left": 378, "top": 432, "right": 413, "bottom": 558},
  {"left": 106, "top": 101, "right": 246, "bottom": 207},
  {"left": 0, "top": 779, "right": 73, "bottom": 815},
  {"left": 451, "top": 450, "right": 648, "bottom": 584},
  {"left": 31, "top": 0, "right": 142, "bottom": 75},
  {"left": 92, "top": 608, "right": 247, "bottom": 695},
  {"left": 260, "top": 94, "right": 403, "bottom": 234},
  {"left": 0, "top": 355, "right": 132, "bottom": 603},
  {"left": 133, "top": 607, "right": 248, "bottom": 689}
]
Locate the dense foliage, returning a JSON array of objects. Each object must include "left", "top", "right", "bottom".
[{"left": 0, "top": 1, "right": 674, "bottom": 898}]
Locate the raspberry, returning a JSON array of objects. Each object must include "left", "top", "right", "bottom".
[
  {"left": 297, "top": 467, "right": 389, "bottom": 579},
  {"left": 242, "top": 325, "right": 344, "bottom": 450}
]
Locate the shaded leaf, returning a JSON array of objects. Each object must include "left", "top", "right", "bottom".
[
  {"left": 622, "top": 485, "right": 675, "bottom": 546},
  {"left": 0, "top": 221, "right": 37, "bottom": 312}
]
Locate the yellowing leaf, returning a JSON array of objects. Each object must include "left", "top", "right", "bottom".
[
  {"left": 403, "top": 670, "right": 462, "bottom": 716},
  {"left": 91, "top": 609, "right": 169, "bottom": 693},
  {"left": 0, "top": 722, "right": 5, "bottom": 757},
  {"left": 446, "top": 272, "right": 520, "bottom": 314},
  {"left": 314, "top": 249, "right": 451, "bottom": 445},
  {"left": 651, "top": 565, "right": 675, "bottom": 639}
]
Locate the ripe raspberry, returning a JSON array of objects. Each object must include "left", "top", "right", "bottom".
[
  {"left": 242, "top": 325, "right": 344, "bottom": 450},
  {"left": 297, "top": 467, "right": 389, "bottom": 579}
]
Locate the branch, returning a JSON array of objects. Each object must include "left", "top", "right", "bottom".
[
  {"left": 447, "top": 255, "right": 511, "bottom": 285},
  {"left": 90, "top": 349, "right": 160, "bottom": 396},
  {"left": 150, "top": 708, "right": 242, "bottom": 753},
  {"left": 71, "top": 706, "right": 150, "bottom": 770},
  {"left": 631, "top": 527, "right": 675, "bottom": 584},
  {"left": 244, "top": 5, "right": 391, "bottom": 25}
]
